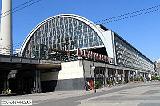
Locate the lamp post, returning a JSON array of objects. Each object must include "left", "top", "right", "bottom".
[
  {"left": 65, "top": 36, "right": 70, "bottom": 61},
  {"left": 91, "top": 66, "right": 96, "bottom": 93}
]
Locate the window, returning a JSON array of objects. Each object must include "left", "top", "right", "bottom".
[{"left": 23, "top": 16, "right": 104, "bottom": 59}]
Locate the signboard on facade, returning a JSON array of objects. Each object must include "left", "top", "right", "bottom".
[{"left": 76, "top": 48, "right": 114, "bottom": 64}]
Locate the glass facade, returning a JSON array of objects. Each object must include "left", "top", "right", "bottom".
[
  {"left": 22, "top": 16, "right": 104, "bottom": 59},
  {"left": 114, "top": 34, "right": 154, "bottom": 71}
]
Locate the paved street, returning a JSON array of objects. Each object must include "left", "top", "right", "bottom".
[
  {"left": 1, "top": 81, "right": 160, "bottom": 106},
  {"left": 80, "top": 82, "right": 160, "bottom": 106}
]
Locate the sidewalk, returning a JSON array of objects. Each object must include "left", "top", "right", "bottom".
[
  {"left": 0, "top": 90, "right": 92, "bottom": 103},
  {"left": 79, "top": 81, "right": 160, "bottom": 106},
  {"left": 0, "top": 81, "right": 158, "bottom": 104}
]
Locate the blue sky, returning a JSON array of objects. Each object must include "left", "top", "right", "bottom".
[{"left": 0, "top": 0, "right": 160, "bottom": 61}]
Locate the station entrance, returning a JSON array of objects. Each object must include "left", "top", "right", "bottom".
[
  {"left": 94, "top": 67, "right": 106, "bottom": 88},
  {"left": 8, "top": 70, "right": 35, "bottom": 94},
  {"left": 0, "top": 62, "right": 41, "bottom": 95}
]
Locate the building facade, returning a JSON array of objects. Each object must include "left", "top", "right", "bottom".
[
  {"left": 19, "top": 14, "right": 154, "bottom": 92},
  {"left": 155, "top": 59, "right": 160, "bottom": 75}
]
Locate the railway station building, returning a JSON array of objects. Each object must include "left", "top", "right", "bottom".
[
  {"left": 0, "top": 14, "right": 155, "bottom": 94},
  {"left": 18, "top": 14, "right": 154, "bottom": 92}
]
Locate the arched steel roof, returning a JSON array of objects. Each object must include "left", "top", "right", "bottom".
[{"left": 20, "top": 14, "right": 112, "bottom": 57}]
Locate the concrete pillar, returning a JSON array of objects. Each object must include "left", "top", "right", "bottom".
[
  {"left": 34, "top": 70, "right": 37, "bottom": 93},
  {"left": 0, "top": 0, "right": 12, "bottom": 55},
  {"left": 128, "top": 70, "right": 130, "bottom": 82},
  {"left": 130, "top": 71, "right": 134, "bottom": 81},
  {"left": 135, "top": 70, "right": 138, "bottom": 78},
  {"left": 35, "top": 70, "right": 38, "bottom": 93},
  {"left": 122, "top": 70, "right": 125, "bottom": 84},
  {"left": 37, "top": 70, "right": 41, "bottom": 92},
  {"left": 3, "top": 79, "right": 7, "bottom": 90},
  {"left": 34, "top": 70, "right": 41, "bottom": 93},
  {"left": 143, "top": 72, "right": 147, "bottom": 82},
  {"left": 104, "top": 67, "right": 108, "bottom": 86},
  {"left": 115, "top": 69, "right": 118, "bottom": 84},
  {"left": 3, "top": 71, "right": 9, "bottom": 90},
  {"left": 133, "top": 71, "right": 136, "bottom": 81}
]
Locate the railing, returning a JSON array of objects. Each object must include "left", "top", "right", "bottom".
[{"left": 0, "top": 54, "right": 62, "bottom": 65}]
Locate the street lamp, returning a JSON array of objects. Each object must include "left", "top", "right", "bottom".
[
  {"left": 64, "top": 36, "right": 70, "bottom": 61},
  {"left": 91, "top": 66, "right": 96, "bottom": 93}
]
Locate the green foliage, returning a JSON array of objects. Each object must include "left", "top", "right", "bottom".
[
  {"left": 157, "top": 76, "right": 160, "bottom": 80},
  {"left": 134, "top": 77, "right": 140, "bottom": 81},
  {"left": 95, "top": 80, "right": 103, "bottom": 89},
  {"left": 140, "top": 76, "right": 144, "bottom": 82},
  {"left": 107, "top": 80, "right": 115, "bottom": 86},
  {"left": 152, "top": 76, "right": 160, "bottom": 81},
  {"left": 2, "top": 88, "right": 11, "bottom": 95},
  {"left": 118, "top": 80, "right": 122, "bottom": 84},
  {"left": 130, "top": 77, "right": 134, "bottom": 82},
  {"left": 151, "top": 76, "right": 156, "bottom": 80}
]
